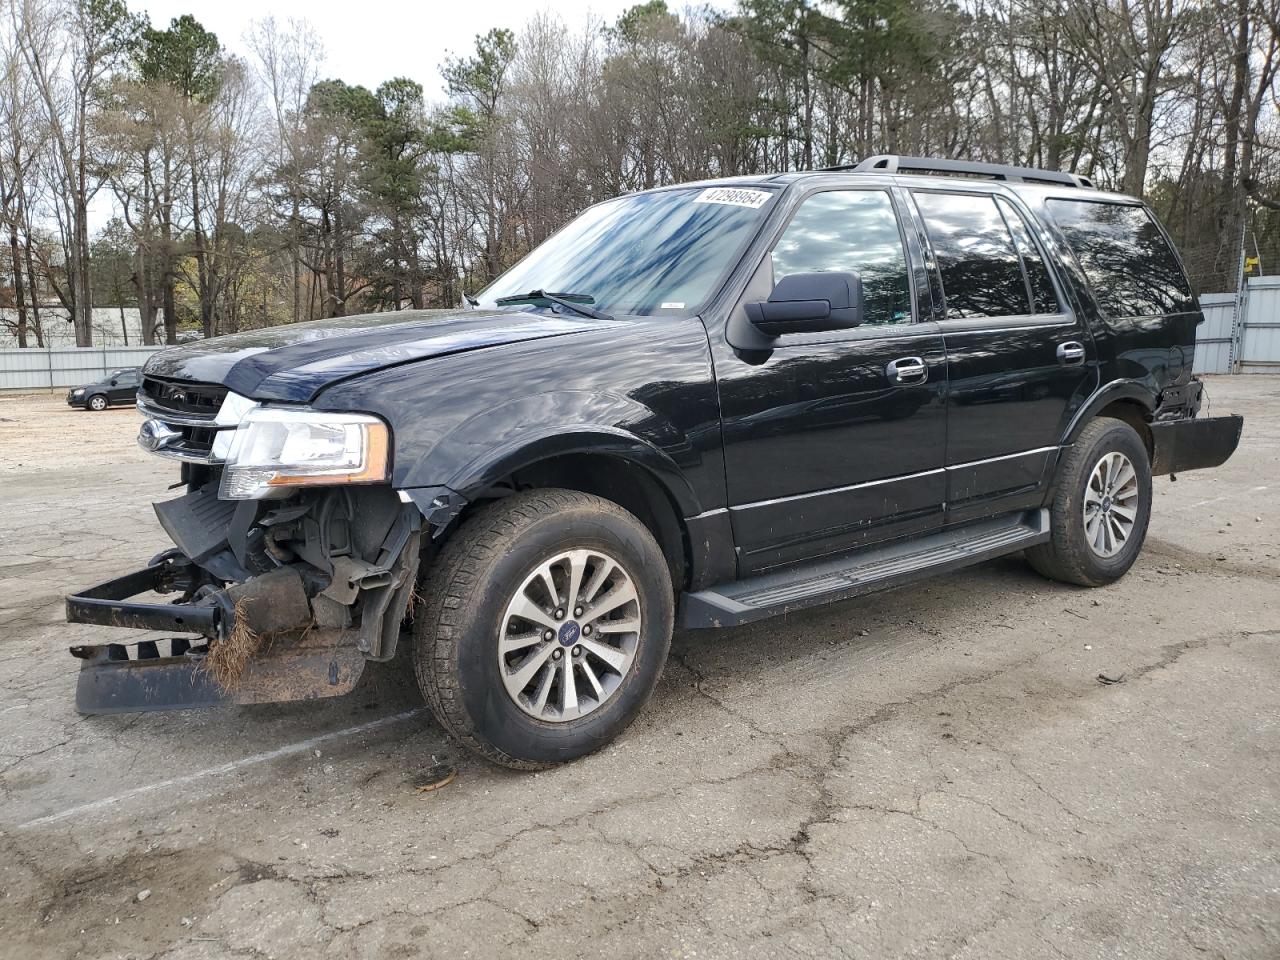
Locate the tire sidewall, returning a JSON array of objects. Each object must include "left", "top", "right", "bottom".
[
  {"left": 1062, "top": 422, "right": 1152, "bottom": 581},
  {"left": 454, "top": 508, "right": 672, "bottom": 765},
  {"left": 88, "top": 395, "right": 107, "bottom": 411}
]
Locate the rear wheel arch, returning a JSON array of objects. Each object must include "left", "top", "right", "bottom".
[
  {"left": 1062, "top": 382, "right": 1155, "bottom": 452},
  {"left": 1093, "top": 399, "right": 1153, "bottom": 459}
]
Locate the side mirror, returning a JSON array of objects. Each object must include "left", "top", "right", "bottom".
[
  {"left": 109, "top": 379, "right": 118, "bottom": 386},
  {"left": 744, "top": 271, "right": 865, "bottom": 336}
]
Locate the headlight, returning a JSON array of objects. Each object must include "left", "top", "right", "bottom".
[
  {"left": 219, "top": 407, "right": 390, "bottom": 500},
  {"left": 72, "top": 388, "right": 85, "bottom": 396}
]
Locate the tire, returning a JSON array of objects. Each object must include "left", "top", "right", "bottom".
[
  {"left": 1027, "top": 417, "right": 1152, "bottom": 587},
  {"left": 87, "top": 394, "right": 108, "bottom": 411},
  {"left": 412, "top": 489, "right": 674, "bottom": 769}
]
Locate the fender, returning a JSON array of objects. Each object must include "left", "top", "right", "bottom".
[
  {"left": 398, "top": 390, "right": 707, "bottom": 519},
  {"left": 1060, "top": 379, "right": 1156, "bottom": 447}
]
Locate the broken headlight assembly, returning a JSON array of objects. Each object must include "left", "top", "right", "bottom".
[{"left": 219, "top": 407, "right": 390, "bottom": 500}]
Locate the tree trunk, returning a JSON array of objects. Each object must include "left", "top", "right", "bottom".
[
  {"left": 191, "top": 172, "right": 214, "bottom": 339},
  {"left": 334, "top": 205, "right": 346, "bottom": 317},
  {"left": 20, "top": 192, "right": 41, "bottom": 346},
  {"left": 7, "top": 222, "right": 29, "bottom": 348},
  {"left": 74, "top": 111, "right": 92, "bottom": 346},
  {"left": 134, "top": 245, "right": 157, "bottom": 346}
]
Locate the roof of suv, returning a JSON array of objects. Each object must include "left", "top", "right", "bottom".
[{"left": 667, "top": 155, "right": 1136, "bottom": 206}]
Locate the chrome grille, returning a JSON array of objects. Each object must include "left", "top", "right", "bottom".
[{"left": 137, "top": 377, "right": 247, "bottom": 464}]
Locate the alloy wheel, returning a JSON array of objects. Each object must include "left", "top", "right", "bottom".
[
  {"left": 1083, "top": 451, "right": 1139, "bottom": 558},
  {"left": 498, "top": 548, "right": 641, "bottom": 722}
]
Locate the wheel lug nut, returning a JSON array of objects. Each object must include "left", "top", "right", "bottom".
[
  {"left": 572, "top": 645, "right": 582, "bottom": 658},
  {"left": 554, "top": 608, "right": 565, "bottom": 620},
  {"left": 552, "top": 648, "right": 563, "bottom": 660},
  {"left": 544, "top": 630, "right": 554, "bottom": 641},
  {"left": 582, "top": 624, "right": 592, "bottom": 635},
  {"left": 574, "top": 606, "right": 583, "bottom": 617}
]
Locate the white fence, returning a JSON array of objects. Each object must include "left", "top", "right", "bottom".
[
  {"left": 1194, "top": 293, "right": 1237, "bottom": 375},
  {"left": 1195, "top": 276, "right": 1280, "bottom": 374},
  {"left": 0, "top": 346, "right": 163, "bottom": 391},
  {"left": 0, "top": 306, "right": 161, "bottom": 349}
]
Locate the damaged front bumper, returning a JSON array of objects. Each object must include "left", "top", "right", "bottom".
[{"left": 65, "top": 483, "right": 466, "bottom": 715}]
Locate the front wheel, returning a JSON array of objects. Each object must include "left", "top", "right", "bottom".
[
  {"left": 413, "top": 489, "right": 674, "bottom": 769},
  {"left": 1027, "top": 417, "right": 1152, "bottom": 587},
  {"left": 87, "top": 394, "right": 108, "bottom": 411}
]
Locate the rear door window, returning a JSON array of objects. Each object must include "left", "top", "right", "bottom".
[
  {"left": 1046, "top": 199, "right": 1194, "bottom": 318},
  {"left": 995, "top": 197, "right": 1060, "bottom": 314},
  {"left": 913, "top": 192, "right": 1031, "bottom": 319}
]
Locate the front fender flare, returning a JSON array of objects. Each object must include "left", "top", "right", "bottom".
[{"left": 398, "top": 391, "right": 706, "bottom": 518}]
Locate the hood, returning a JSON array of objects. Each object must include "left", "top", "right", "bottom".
[{"left": 142, "top": 308, "right": 609, "bottom": 402}]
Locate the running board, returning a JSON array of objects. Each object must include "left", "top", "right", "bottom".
[{"left": 679, "top": 510, "right": 1050, "bottom": 629}]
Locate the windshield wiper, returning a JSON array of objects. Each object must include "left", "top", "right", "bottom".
[{"left": 493, "top": 289, "right": 614, "bottom": 321}]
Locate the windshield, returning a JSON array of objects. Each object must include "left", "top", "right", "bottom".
[{"left": 477, "top": 186, "right": 777, "bottom": 316}]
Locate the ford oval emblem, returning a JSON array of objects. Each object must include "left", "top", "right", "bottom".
[{"left": 558, "top": 621, "right": 581, "bottom": 646}]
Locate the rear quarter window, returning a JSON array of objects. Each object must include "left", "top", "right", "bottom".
[{"left": 1046, "top": 199, "right": 1195, "bottom": 318}]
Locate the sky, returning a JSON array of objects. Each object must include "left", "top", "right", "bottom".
[
  {"left": 130, "top": 0, "right": 709, "bottom": 95},
  {"left": 88, "top": 0, "right": 733, "bottom": 231}
]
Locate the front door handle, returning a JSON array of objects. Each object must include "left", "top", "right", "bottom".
[
  {"left": 886, "top": 357, "right": 928, "bottom": 384},
  {"left": 1057, "top": 341, "right": 1086, "bottom": 366}
]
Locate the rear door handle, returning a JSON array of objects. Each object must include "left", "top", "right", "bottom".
[
  {"left": 1057, "top": 341, "right": 1086, "bottom": 365},
  {"left": 886, "top": 357, "right": 928, "bottom": 384}
]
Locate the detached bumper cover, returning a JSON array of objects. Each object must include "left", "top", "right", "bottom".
[
  {"left": 1150, "top": 414, "right": 1244, "bottom": 476},
  {"left": 70, "top": 627, "right": 365, "bottom": 714}
]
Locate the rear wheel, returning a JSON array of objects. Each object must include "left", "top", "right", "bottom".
[
  {"left": 87, "top": 394, "right": 108, "bottom": 411},
  {"left": 412, "top": 489, "right": 674, "bottom": 769},
  {"left": 1027, "top": 417, "right": 1152, "bottom": 587}
]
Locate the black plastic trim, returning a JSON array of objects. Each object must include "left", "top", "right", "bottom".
[
  {"left": 679, "top": 510, "right": 1049, "bottom": 628},
  {"left": 1150, "top": 415, "right": 1244, "bottom": 476}
]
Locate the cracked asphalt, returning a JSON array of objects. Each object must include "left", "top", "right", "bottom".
[{"left": 1, "top": 378, "right": 1278, "bottom": 960}]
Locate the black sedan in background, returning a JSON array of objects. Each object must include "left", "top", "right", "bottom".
[{"left": 67, "top": 368, "right": 141, "bottom": 411}]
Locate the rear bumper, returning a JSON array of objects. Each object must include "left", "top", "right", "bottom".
[{"left": 1150, "top": 414, "right": 1244, "bottom": 476}]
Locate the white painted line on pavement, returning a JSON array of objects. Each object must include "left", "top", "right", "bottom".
[
  {"left": 1189, "top": 485, "right": 1267, "bottom": 508},
  {"left": 17, "top": 708, "right": 424, "bottom": 829}
]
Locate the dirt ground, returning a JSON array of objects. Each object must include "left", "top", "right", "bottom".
[{"left": 1, "top": 379, "right": 1278, "bottom": 960}]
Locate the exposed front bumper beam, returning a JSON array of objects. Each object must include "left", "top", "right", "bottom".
[
  {"left": 66, "top": 559, "right": 223, "bottom": 638},
  {"left": 66, "top": 556, "right": 358, "bottom": 714},
  {"left": 1150, "top": 414, "right": 1244, "bottom": 476}
]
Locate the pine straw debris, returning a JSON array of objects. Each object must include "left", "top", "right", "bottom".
[{"left": 200, "top": 598, "right": 266, "bottom": 690}]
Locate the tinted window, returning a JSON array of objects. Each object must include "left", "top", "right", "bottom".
[
  {"left": 479, "top": 187, "right": 774, "bottom": 316},
  {"left": 1047, "top": 200, "right": 1194, "bottom": 318},
  {"left": 996, "top": 197, "right": 1060, "bottom": 314},
  {"left": 914, "top": 192, "right": 1031, "bottom": 319},
  {"left": 771, "top": 190, "right": 912, "bottom": 326}
]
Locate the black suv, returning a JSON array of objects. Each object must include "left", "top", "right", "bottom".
[
  {"left": 67, "top": 368, "right": 141, "bottom": 411},
  {"left": 67, "top": 155, "right": 1241, "bottom": 769}
]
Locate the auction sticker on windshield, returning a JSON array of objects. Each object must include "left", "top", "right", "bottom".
[{"left": 693, "top": 187, "right": 772, "bottom": 209}]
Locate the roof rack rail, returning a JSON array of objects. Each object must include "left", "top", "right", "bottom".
[{"left": 821, "top": 154, "right": 1094, "bottom": 189}]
